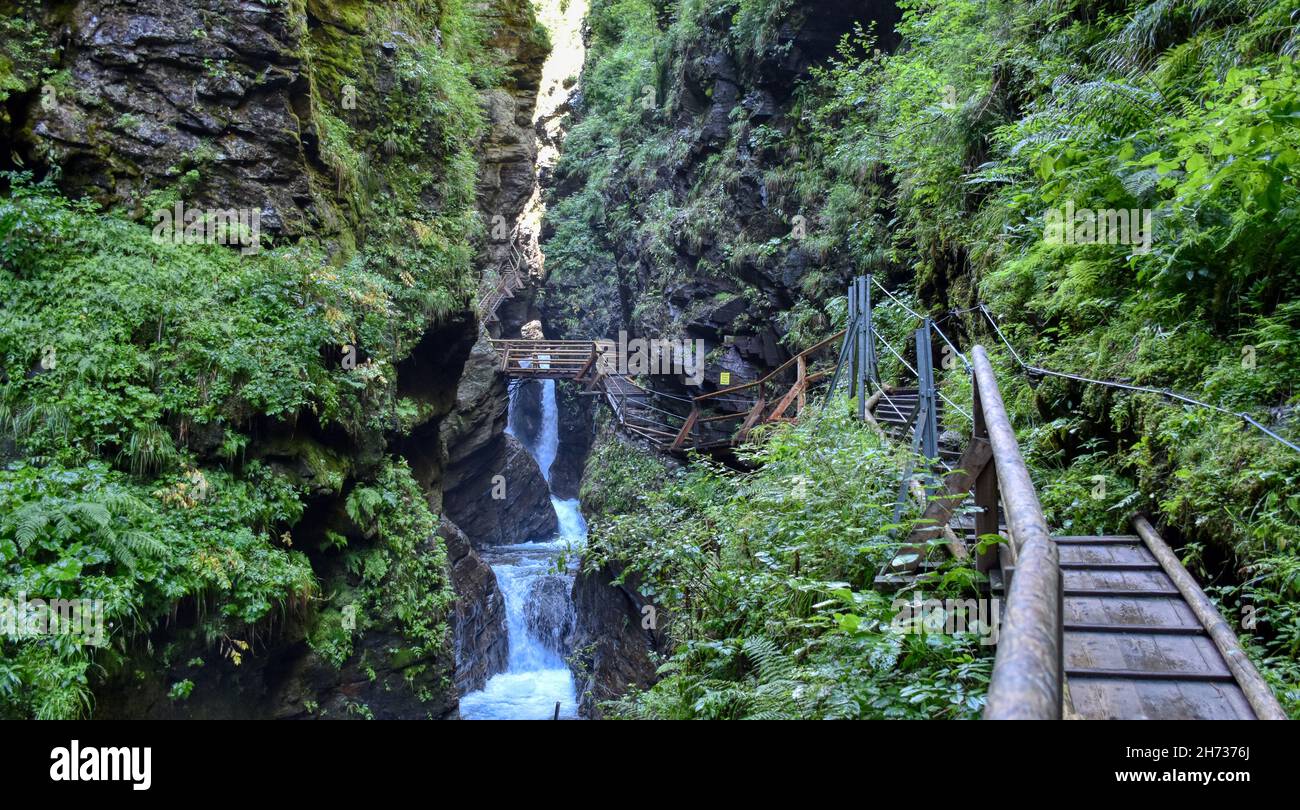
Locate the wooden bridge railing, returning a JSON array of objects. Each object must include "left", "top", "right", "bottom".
[
  {"left": 491, "top": 339, "right": 601, "bottom": 379},
  {"left": 476, "top": 237, "right": 529, "bottom": 323},
  {"left": 673, "top": 329, "right": 846, "bottom": 451},
  {"left": 972, "top": 344, "right": 1064, "bottom": 720}
]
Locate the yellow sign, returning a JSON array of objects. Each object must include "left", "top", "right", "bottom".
[{"left": 719, "top": 372, "right": 731, "bottom": 385}]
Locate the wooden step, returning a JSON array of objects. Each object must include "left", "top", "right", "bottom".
[
  {"left": 1065, "top": 679, "right": 1255, "bottom": 720},
  {"left": 1063, "top": 594, "right": 1201, "bottom": 630},
  {"left": 1057, "top": 542, "right": 1152, "bottom": 566},
  {"left": 1063, "top": 567, "right": 1176, "bottom": 594},
  {"left": 1060, "top": 561, "right": 1162, "bottom": 571},
  {"left": 1064, "top": 632, "right": 1235, "bottom": 682},
  {"left": 1053, "top": 535, "right": 1141, "bottom": 544}
]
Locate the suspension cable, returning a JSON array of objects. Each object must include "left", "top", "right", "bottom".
[
  {"left": 872, "top": 327, "right": 918, "bottom": 377},
  {"left": 930, "top": 320, "right": 973, "bottom": 373}
]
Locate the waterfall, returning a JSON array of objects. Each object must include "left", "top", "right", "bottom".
[
  {"left": 459, "top": 378, "right": 585, "bottom": 720},
  {"left": 535, "top": 380, "right": 559, "bottom": 484},
  {"left": 460, "top": 0, "right": 590, "bottom": 721}
]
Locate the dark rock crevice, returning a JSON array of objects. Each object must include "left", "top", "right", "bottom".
[{"left": 569, "top": 560, "right": 669, "bottom": 719}]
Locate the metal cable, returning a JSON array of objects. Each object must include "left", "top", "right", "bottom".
[
  {"left": 870, "top": 276, "right": 924, "bottom": 321},
  {"left": 872, "top": 327, "right": 919, "bottom": 377},
  {"left": 978, "top": 305, "right": 1300, "bottom": 454},
  {"left": 937, "top": 391, "right": 973, "bottom": 423},
  {"left": 871, "top": 378, "right": 911, "bottom": 425},
  {"left": 930, "top": 321, "right": 973, "bottom": 373}
]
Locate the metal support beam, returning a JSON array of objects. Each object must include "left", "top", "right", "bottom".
[
  {"left": 864, "top": 275, "right": 878, "bottom": 388},
  {"left": 915, "top": 318, "right": 939, "bottom": 461},
  {"left": 856, "top": 277, "right": 869, "bottom": 421},
  {"left": 847, "top": 279, "right": 859, "bottom": 404}
]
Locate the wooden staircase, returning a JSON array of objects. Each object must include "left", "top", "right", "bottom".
[{"left": 870, "top": 387, "right": 964, "bottom": 470}]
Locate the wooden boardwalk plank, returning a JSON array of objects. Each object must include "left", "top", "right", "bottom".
[
  {"left": 1057, "top": 543, "right": 1153, "bottom": 566},
  {"left": 1068, "top": 679, "right": 1256, "bottom": 720},
  {"left": 1057, "top": 531, "right": 1276, "bottom": 719},
  {"left": 1063, "top": 567, "right": 1176, "bottom": 593},
  {"left": 1063, "top": 595, "right": 1201, "bottom": 630},
  {"left": 1064, "top": 631, "right": 1232, "bottom": 678}
]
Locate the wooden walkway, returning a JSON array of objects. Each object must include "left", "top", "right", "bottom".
[
  {"left": 869, "top": 348, "right": 1285, "bottom": 720},
  {"left": 476, "top": 242, "right": 528, "bottom": 325},
  {"left": 486, "top": 294, "right": 1286, "bottom": 718},
  {"left": 491, "top": 339, "right": 601, "bottom": 379},
  {"left": 487, "top": 331, "right": 843, "bottom": 454},
  {"left": 1054, "top": 526, "right": 1262, "bottom": 719}
]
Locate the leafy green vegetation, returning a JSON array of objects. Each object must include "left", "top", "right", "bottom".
[
  {"left": 803, "top": 0, "right": 1300, "bottom": 711},
  {"left": 0, "top": 0, "right": 525, "bottom": 717},
  {"left": 581, "top": 408, "right": 992, "bottom": 719},
  {"left": 0, "top": 1, "right": 58, "bottom": 106}
]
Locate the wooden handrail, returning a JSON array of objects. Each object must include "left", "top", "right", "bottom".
[
  {"left": 693, "top": 329, "right": 845, "bottom": 403},
  {"left": 1132, "top": 515, "right": 1287, "bottom": 720},
  {"left": 973, "top": 345, "right": 1063, "bottom": 720}
]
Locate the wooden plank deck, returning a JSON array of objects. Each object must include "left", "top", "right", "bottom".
[{"left": 1060, "top": 533, "right": 1265, "bottom": 719}]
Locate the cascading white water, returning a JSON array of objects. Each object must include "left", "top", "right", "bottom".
[
  {"left": 460, "top": 378, "right": 586, "bottom": 720},
  {"left": 534, "top": 381, "right": 559, "bottom": 484}
]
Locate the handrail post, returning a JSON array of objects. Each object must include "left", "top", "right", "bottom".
[
  {"left": 857, "top": 277, "right": 869, "bottom": 421},
  {"left": 671, "top": 406, "right": 700, "bottom": 451},
  {"left": 972, "top": 381, "right": 1000, "bottom": 574},
  {"left": 864, "top": 275, "right": 878, "bottom": 387},
  {"left": 847, "top": 279, "right": 859, "bottom": 405},
  {"left": 915, "top": 318, "right": 939, "bottom": 460},
  {"left": 796, "top": 355, "right": 806, "bottom": 416}
]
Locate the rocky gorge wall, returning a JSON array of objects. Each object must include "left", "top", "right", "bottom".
[
  {"left": 541, "top": 0, "right": 903, "bottom": 391},
  {"left": 0, "top": 0, "right": 557, "bottom": 717}
]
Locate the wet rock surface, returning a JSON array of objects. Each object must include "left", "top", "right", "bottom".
[
  {"left": 446, "top": 519, "right": 510, "bottom": 694},
  {"left": 568, "top": 561, "right": 668, "bottom": 719},
  {"left": 550, "top": 381, "right": 595, "bottom": 500},
  {"left": 440, "top": 337, "right": 559, "bottom": 546},
  {"left": 523, "top": 574, "right": 576, "bottom": 656},
  {"left": 16, "top": 1, "right": 330, "bottom": 237}
]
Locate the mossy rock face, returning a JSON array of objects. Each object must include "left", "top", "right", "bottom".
[
  {"left": 0, "top": 2, "right": 57, "bottom": 96},
  {"left": 257, "top": 434, "right": 351, "bottom": 497},
  {"left": 1, "top": 0, "right": 553, "bottom": 719},
  {"left": 307, "top": 0, "right": 370, "bottom": 34},
  {"left": 303, "top": 0, "right": 369, "bottom": 121}
]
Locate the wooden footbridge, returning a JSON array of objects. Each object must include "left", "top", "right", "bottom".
[
  {"left": 489, "top": 331, "right": 844, "bottom": 453},
  {"left": 487, "top": 275, "right": 1288, "bottom": 720}
]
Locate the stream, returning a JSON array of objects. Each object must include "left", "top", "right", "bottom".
[
  {"left": 458, "top": 0, "right": 590, "bottom": 721},
  {"left": 459, "top": 378, "right": 586, "bottom": 720}
]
